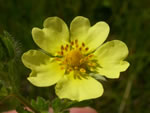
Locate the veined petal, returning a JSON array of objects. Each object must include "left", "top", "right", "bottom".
[
  {"left": 55, "top": 72, "right": 104, "bottom": 101},
  {"left": 94, "top": 40, "right": 130, "bottom": 78},
  {"left": 70, "top": 16, "right": 109, "bottom": 52},
  {"left": 22, "top": 50, "right": 65, "bottom": 87},
  {"left": 32, "top": 17, "right": 69, "bottom": 55}
]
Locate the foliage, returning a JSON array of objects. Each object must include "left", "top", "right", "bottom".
[{"left": 0, "top": 0, "right": 150, "bottom": 113}]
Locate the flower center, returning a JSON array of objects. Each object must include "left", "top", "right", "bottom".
[
  {"left": 65, "top": 49, "right": 83, "bottom": 67},
  {"left": 55, "top": 39, "right": 97, "bottom": 79}
]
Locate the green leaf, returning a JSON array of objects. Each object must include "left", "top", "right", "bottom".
[
  {"left": 31, "top": 96, "right": 50, "bottom": 113},
  {"left": 52, "top": 98, "right": 62, "bottom": 112},
  {"left": 51, "top": 98, "right": 92, "bottom": 113}
]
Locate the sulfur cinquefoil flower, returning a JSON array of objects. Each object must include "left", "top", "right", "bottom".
[{"left": 22, "top": 16, "right": 129, "bottom": 101}]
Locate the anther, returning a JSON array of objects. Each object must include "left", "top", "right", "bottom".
[
  {"left": 85, "top": 47, "right": 89, "bottom": 51},
  {"left": 82, "top": 42, "right": 85, "bottom": 47},
  {"left": 91, "top": 62, "right": 96, "bottom": 66},
  {"left": 68, "top": 68, "right": 72, "bottom": 72},
  {"left": 84, "top": 57, "right": 88, "bottom": 61},
  {"left": 61, "top": 51, "right": 64, "bottom": 55},
  {"left": 80, "top": 68, "right": 86, "bottom": 73},
  {"left": 65, "top": 47, "right": 68, "bottom": 51},
  {"left": 76, "top": 44, "right": 79, "bottom": 48},
  {"left": 80, "top": 59, "right": 84, "bottom": 64},
  {"left": 57, "top": 52, "right": 61, "bottom": 55},
  {"left": 88, "top": 54, "right": 93, "bottom": 58},
  {"left": 66, "top": 44, "right": 69, "bottom": 48},
  {"left": 71, "top": 41, "right": 74, "bottom": 45},
  {"left": 75, "top": 39, "right": 78, "bottom": 44},
  {"left": 61, "top": 45, "right": 64, "bottom": 50},
  {"left": 79, "top": 47, "right": 82, "bottom": 51},
  {"left": 88, "top": 62, "right": 96, "bottom": 66},
  {"left": 55, "top": 57, "right": 61, "bottom": 61}
]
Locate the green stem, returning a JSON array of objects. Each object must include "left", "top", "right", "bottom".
[
  {"left": 8, "top": 60, "right": 18, "bottom": 93},
  {"left": 0, "top": 93, "right": 41, "bottom": 113},
  {"left": 14, "top": 94, "right": 41, "bottom": 113},
  {"left": 6, "top": 60, "right": 41, "bottom": 113}
]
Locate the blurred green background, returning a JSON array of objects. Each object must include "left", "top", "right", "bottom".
[{"left": 0, "top": 0, "right": 150, "bottom": 113}]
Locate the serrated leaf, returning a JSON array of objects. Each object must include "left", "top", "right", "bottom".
[
  {"left": 51, "top": 97, "right": 64, "bottom": 113},
  {"left": 31, "top": 96, "right": 50, "bottom": 112}
]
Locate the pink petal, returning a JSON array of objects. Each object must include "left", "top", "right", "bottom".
[
  {"left": 2, "top": 110, "right": 17, "bottom": 113},
  {"left": 70, "top": 107, "right": 97, "bottom": 113}
]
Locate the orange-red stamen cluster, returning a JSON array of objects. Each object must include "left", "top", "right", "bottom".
[{"left": 55, "top": 39, "right": 97, "bottom": 78}]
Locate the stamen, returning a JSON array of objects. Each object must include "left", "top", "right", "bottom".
[
  {"left": 85, "top": 47, "right": 89, "bottom": 51},
  {"left": 76, "top": 44, "right": 79, "bottom": 48},
  {"left": 75, "top": 39, "right": 78, "bottom": 44},
  {"left": 57, "top": 40, "right": 96, "bottom": 75},
  {"left": 88, "top": 54, "right": 94, "bottom": 58},
  {"left": 71, "top": 41, "right": 74, "bottom": 46},
  {"left": 84, "top": 57, "right": 88, "bottom": 61},
  {"left": 91, "top": 62, "right": 96, "bottom": 66},
  {"left": 80, "top": 59, "right": 84, "bottom": 64},
  {"left": 61, "top": 51, "right": 64, "bottom": 55},
  {"left": 57, "top": 52, "right": 61, "bottom": 55},
  {"left": 65, "top": 47, "right": 68, "bottom": 51},
  {"left": 61, "top": 45, "right": 64, "bottom": 50},
  {"left": 65, "top": 44, "right": 69, "bottom": 51},
  {"left": 55, "top": 57, "right": 61, "bottom": 61},
  {"left": 66, "top": 44, "right": 69, "bottom": 48},
  {"left": 68, "top": 68, "right": 72, "bottom": 72},
  {"left": 79, "top": 47, "right": 82, "bottom": 51},
  {"left": 80, "top": 68, "right": 86, "bottom": 73},
  {"left": 88, "top": 62, "right": 96, "bottom": 66},
  {"left": 82, "top": 42, "right": 85, "bottom": 47}
]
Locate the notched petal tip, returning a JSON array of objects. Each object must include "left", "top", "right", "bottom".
[
  {"left": 43, "top": 17, "right": 68, "bottom": 32},
  {"left": 55, "top": 75, "right": 104, "bottom": 101},
  {"left": 121, "top": 61, "right": 130, "bottom": 71},
  {"left": 31, "top": 17, "right": 69, "bottom": 55},
  {"left": 95, "top": 40, "right": 129, "bottom": 79},
  {"left": 113, "top": 40, "right": 129, "bottom": 58},
  {"left": 32, "top": 27, "right": 44, "bottom": 42},
  {"left": 70, "top": 16, "right": 90, "bottom": 29},
  {"left": 72, "top": 16, "right": 89, "bottom": 22},
  {"left": 27, "top": 77, "right": 46, "bottom": 87},
  {"left": 21, "top": 50, "right": 34, "bottom": 69}
]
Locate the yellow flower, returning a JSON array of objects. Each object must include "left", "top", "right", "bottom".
[{"left": 22, "top": 16, "right": 129, "bottom": 101}]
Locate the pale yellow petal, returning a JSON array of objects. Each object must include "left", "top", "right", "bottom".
[
  {"left": 32, "top": 17, "right": 69, "bottom": 55},
  {"left": 55, "top": 72, "right": 104, "bottom": 101},
  {"left": 22, "top": 50, "right": 64, "bottom": 87},
  {"left": 94, "top": 40, "right": 129, "bottom": 78},
  {"left": 70, "top": 16, "right": 109, "bottom": 52}
]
